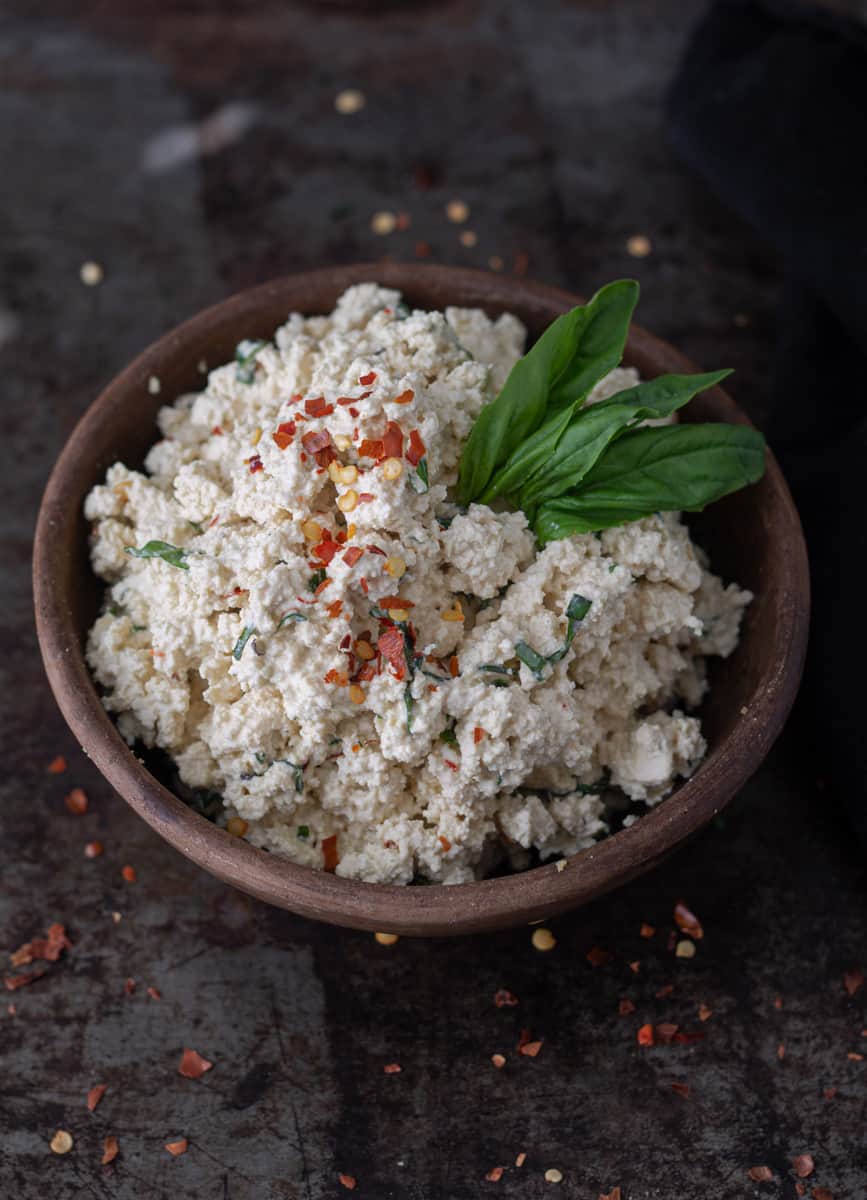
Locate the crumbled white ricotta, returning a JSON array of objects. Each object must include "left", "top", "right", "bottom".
[{"left": 85, "top": 284, "right": 752, "bottom": 884}]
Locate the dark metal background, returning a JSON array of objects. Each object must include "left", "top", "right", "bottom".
[{"left": 2, "top": 2, "right": 864, "bottom": 1196}]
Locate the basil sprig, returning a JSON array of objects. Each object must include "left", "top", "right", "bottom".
[
  {"left": 457, "top": 279, "right": 766, "bottom": 539},
  {"left": 125, "top": 540, "right": 189, "bottom": 570},
  {"left": 235, "top": 339, "right": 267, "bottom": 384}
]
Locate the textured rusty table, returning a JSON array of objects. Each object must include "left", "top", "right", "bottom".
[{"left": 2, "top": 2, "right": 865, "bottom": 1197}]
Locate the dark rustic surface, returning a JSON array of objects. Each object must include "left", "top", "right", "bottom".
[{"left": 2, "top": 2, "right": 865, "bottom": 1198}]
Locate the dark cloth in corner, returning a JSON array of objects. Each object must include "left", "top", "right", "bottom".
[{"left": 667, "top": 0, "right": 867, "bottom": 842}]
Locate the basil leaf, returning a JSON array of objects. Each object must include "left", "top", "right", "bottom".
[
  {"left": 533, "top": 423, "right": 766, "bottom": 543},
  {"left": 457, "top": 281, "right": 638, "bottom": 504},
  {"left": 232, "top": 625, "right": 257, "bottom": 660},
  {"left": 518, "top": 370, "right": 732, "bottom": 511},
  {"left": 235, "top": 339, "right": 267, "bottom": 384},
  {"left": 275, "top": 759, "right": 305, "bottom": 793},
  {"left": 439, "top": 725, "right": 459, "bottom": 749},
  {"left": 515, "top": 641, "right": 547, "bottom": 681},
  {"left": 125, "top": 540, "right": 189, "bottom": 570},
  {"left": 277, "top": 611, "right": 308, "bottom": 628},
  {"left": 297, "top": 825, "right": 310, "bottom": 838},
  {"left": 547, "top": 593, "right": 592, "bottom": 664},
  {"left": 404, "top": 687, "right": 414, "bottom": 733},
  {"left": 308, "top": 568, "right": 327, "bottom": 592}
]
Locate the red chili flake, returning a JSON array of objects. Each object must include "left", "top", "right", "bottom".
[
  {"left": 10, "top": 922, "right": 71, "bottom": 966},
  {"left": 87, "top": 1084, "right": 107, "bottom": 1112},
  {"left": 304, "top": 396, "right": 334, "bottom": 417},
  {"left": 178, "top": 1048, "right": 213, "bottom": 1079},
  {"left": 336, "top": 397, "right": 357, "bottom": 407},
  {"left": 674, "top": 1030, "right": 706, "bottom": 1045},
  {"left": 485, "top": 1167, "right": 505, "bottom": 1182},
  {"left": 272, "top": 430, "right": 294, "bottom": 450},
  {"left": 777, "top": 1043, "right": 786, "bottom": 1060},
  {"left": 438, "top": 835, "right": 452, "bottom": 851},
  {"left": 822, "top": 1087, "right": 837, "bottom": 1100},
  {"left": 47, "top": 755, "right": 67, "bottom": 774},
  {"left": 843, "top": 968, "right": 864, "bottom": 996},
  {"left": 359, "top": 372, "right": 377, "bottom": 386},
  {"left": 326, "top": 600, "right": 343, "bottom": 619},
  {"left": 473, "top": 726, "right": 485, "bottom": 744},
  {"left": 674, "top": 900, "right": 704, "bottom": 940},
  {"left": 698, "top": 1004, "right": 713, "bottom": 1022},
  {"left": 315, "top": 444, "right": 337, "bottom": 468},
  {"left": 378, "top": 595, "right": 414, "bottom": 610},
  {"left": 378, "top": 627, "right": 408, "bottom": 679},
  {"left": 121, "top": 865, "right": 137, "bottom": 883},
  {"left": 84, "top": 841, "right": 103, "bottom": 858},
  {"left": 670, "top": 1082, "right": 690, "bottom": 1099},
  {"left": 64, "top": 787, "right": 88, "bottom": 815},
  {"left": 639, "top": 923, "right": 655, "bottom": 938},
  {"left": 146, "top": 986, "right": 161, "bottom": 1000},
  {"left": 322, "top": 835, "right": 340, "bottom": 872},
  {"left": 336, "top": 529, "right": 348, "bottom": 545},
  {"left": 248, "top": 455, "right": 263, "bottom": 474},
  {"left": 847, "top": 1052, "right": 863, "bottom": 1061},
  {"left": 406, "top": 429, "right": 426, "bottom": 466},
  {"left": 449, "top": 655, "right": 460, "bottom": 678},
  {"left": 629, "top": 960, "right": 640, "bottom": 974},
  {"left": 656, "top": 1023, "right": 679, "bottom": 1045},
  {"left": 339, "top": 1175, "right": 357, "bottom": 1191},
  {"left": 515, "top": 1153, "right": 527, "bottom": 1169},
  {"left": 792, "top": 1156, "right": 815, "bottom": 1179},
  {"left": 383, "top": 1063, "right": 402, "bottom": 1074},
  {"left": 314, "top": 578, "right": 332, "bottom": 598},
  {"left": 357, "top": 492, "right": 374, "bottom": 503},
  {"left": 415, "top": 240, "right": 431, "bottom": 258},
  {"left": 586, "top": 946, "right": 612, "bottom": 968},
  {"left": 618, "top": 999, "right": 636, "bottom": 1016},
  {"left": 124, "top": 977, "right": 136, "bottom": 996},
  {"left": 4, "top": 970, "right": 44, "bottom": 991},
  {"left": 102, "top": 1135, "right": 119, "bottom": 1165},
  {"left": 356, "top": 665, "right": 376, "bottom": 682},
  {"left": 366, "top": 545, "right": 387, "bottom": 556},
  {"left": 443, "top": 760, "right": 459, "bottom": 772},
  {"left": 212, "top": 425, "right": 223, "bottom": 436},
  {"left": 519, "top": 1039, "right": 543, "bottom": 1058},
  {"left": 349, "top": 407, "right": 359, "bottom": 418},
  {"left": 277, "top": 419, "right": 296, "bottom": 436},
  {"left": 637, "top": 1023, "right": 654, "bottom": 1046},
  {"left": 491, "top": 1053, "right": 506, "bottom": 1069},
  {"left": 343, "top": 546, "right": 364, "bottom": 567},
  {"left": 360, "top": 576, "right": 369, "bottom": 595},
  {"left": 301, "top": 429, "right": 332, "bottom": 454},
  {"left": 748, "top": 1167, "right": 774, "bottom": 1183},
  {"left": 393, "top": 389, "right": 414, "bottom": 405},
  {"left": 324, "top": 669, "right": 348, "bottom": 686},
  {"left": 656, "top": 984, "right": 674, "bottom": 999},
  {"left": 812, "top": 1189, "right": 834, "bottom": 1200},
  {"left": 165, "top": 1139, "right": 188, "bottom": 1157},
  {"left": 494, "top": 989, "right": 518, "bottom": 1008},
  {"left": 380, "top": 420, "right": 402, "bottom": 460},
  {"left": 300, "top": 452, "right": 307, "bottom": 463}
]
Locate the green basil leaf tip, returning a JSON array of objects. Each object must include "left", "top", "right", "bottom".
[
  {"left": 124, "top": 540, "right": 189, "bottom": 570},
  {"left": 235, "top": 339, "right": 267, "bottom": 384},
  {"left": 232, "top": 624, "right": 257, "bottom": 660}
]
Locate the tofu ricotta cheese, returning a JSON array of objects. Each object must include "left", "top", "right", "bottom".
[{"left": 85, "top": 284, "right": 752, "bottom": 884}]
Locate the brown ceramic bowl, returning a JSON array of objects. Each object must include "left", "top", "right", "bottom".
[{"left": 33, "top": 264, "right": 809, "bottom": 935}]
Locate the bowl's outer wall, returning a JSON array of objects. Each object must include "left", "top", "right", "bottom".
[{"left": 33, "top": 264, "right": 810, "bottom": 934}]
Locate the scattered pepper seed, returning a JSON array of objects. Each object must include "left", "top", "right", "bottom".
[
  {"left": 485, "top": 1166, "right": 505, "bottom": 1182},
  {"left": 446, "top": 199, "right": 470, "bottom": 223},
  {"left": 626, "top": 234, "right": 652, "bottom": 258},
  {"left": 519, "top": 1040, "right": 543, "bottom": 1058},
  {"left": 146, "top": 986, "right": 161, "bottom": 1000},
  {"left": 374, "top": 932, "right": 398, "bottom": 946},
  {"left": 334, "top": 89, "right": 365, "bottom": 115},
  {"left": 47, "top": 755, "right": 67, "bottom": 774},
  {"left": 147, "top": 375, "right": 161, "bottom": 395},
  {"left": 64, "top": 788, "right": 88, "bottom": 815},
  {"left": 698, "top": 1003, "right": 713, "bottom": 1022},
  {"left": 165, "top": 1139, "right": 188, "bottom": 1157},
  {"left": 121, "top": 865, "right": 137, "bottom": 883},
  {"left": 544, "top": 1168, "right": 563, "bottom": 1183},
  {"left": 531, "top": 928, "right": 556, "bottom": 952},
  {"left": 50, "top": 1130, "right": 73, "bottom": 1154},
  {"left": 459, "top": 230, "right": 478, "bottom": 247},
  {"left": 80, "top": 260, "right": 104, "bottom": 286},
  {"left": 674, "top": 900, "right": 704, "bottom": 939},
  {"left": 675, "top": 939, "right": 695, "bottom": 958},
  {"left": 371, "top": 210, "right": 397, "bottom": 235},
  {"left": 226, "top": 816, "right": 248, "bottom": 837},
  {"left": 554, "top": 858, "right": 567, "bottom": 872},
  {"left": 515, "top": 1152, "right": 526, "bottom": 1168},
  {"left": 491, "top": 1053, "right": 506, "bottom": 1069},
  {"left": 111, "top": 911, "right": 122, "bottom": 924},
  {"left": 102, "top": 1135, "right": 119, "bottom": 1165},
  {"left": 84, "top": 841, "right": 103, "bottom": 858}
]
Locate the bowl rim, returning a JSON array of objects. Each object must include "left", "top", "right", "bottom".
[{"left": 33, "top": 263, "right": 810, "bottom": 935}]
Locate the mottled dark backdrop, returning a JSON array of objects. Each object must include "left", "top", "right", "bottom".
[{"left": 2, "top": 2, "right": 865, "bottom": 1198}]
